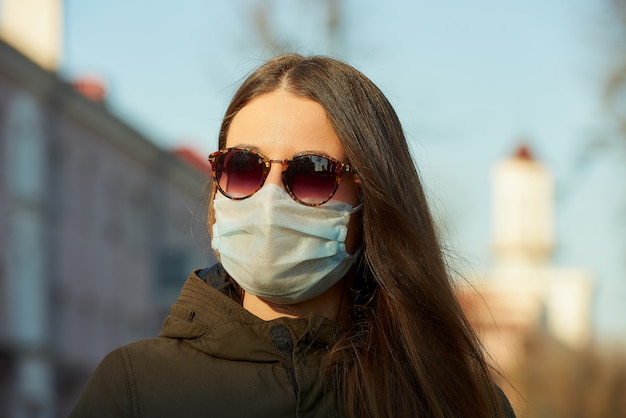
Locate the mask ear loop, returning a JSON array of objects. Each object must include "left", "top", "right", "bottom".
[{"left": 349, "top": 203, "right": 363, "bottom": 214}]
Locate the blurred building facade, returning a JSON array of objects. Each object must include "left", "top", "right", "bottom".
[
  {"left": 459, "top": 146, "right": 594, "bottom": 370},
  {"left": 0, "top": 38, "right": 215, "bottom": 418}
]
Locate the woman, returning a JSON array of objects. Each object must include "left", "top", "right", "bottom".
[{"left": 70, "top": 54, "right": 515, "bottom": 417}]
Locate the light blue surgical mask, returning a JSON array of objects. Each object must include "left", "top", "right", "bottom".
[{"left": 211, "top": 184, "right": 361, "bottom": 304}]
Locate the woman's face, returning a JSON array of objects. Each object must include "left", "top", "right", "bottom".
[{"left": 224, "top": 89, "right": 362, "bottom": 254}]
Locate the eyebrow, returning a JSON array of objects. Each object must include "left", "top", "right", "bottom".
[
  {"left": 229, "top": 143, "right": 260, "bottom": 151},
  {"left": 225, "top": 145, "right": 341, "bottom": 163}
]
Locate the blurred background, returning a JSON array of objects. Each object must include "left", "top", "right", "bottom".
[{"left": 0, "top": 0, "right": 625, "bottom": 417}]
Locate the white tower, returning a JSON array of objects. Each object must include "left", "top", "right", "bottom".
[
  {"left": 0, "top": 0, "right": 63, "bottom": 71},
  {"left": 491, "top": 145, "right": 554, "bottom": 266},
  {"left": 486, "top": 145, "right": 592, "bottom": 353}
]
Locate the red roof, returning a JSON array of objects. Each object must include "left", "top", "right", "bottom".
[{"left": 172, "top": 147, "right": 212, "bottom": 177}]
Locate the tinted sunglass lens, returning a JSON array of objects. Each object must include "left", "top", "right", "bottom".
[
  {"left": 219, "top": 151, "right": 265, "bottom": 198},
  {"left": 287, "top": 156, "right": 338, "bottom": 204}
]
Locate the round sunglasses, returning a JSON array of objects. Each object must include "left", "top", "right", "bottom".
[{"left": 208, "top": 147, "right": 357, "bottom": 206}]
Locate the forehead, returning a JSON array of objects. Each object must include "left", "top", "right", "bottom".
[{"left": 226, "top": 90, "right": 346, "bottom": 161}]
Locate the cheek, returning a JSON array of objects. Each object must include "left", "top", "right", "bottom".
[
  {"left": 333, "top": 173, "right": 360, "bottom": 207},
  {"left": 333, "top": 173, "right": 362, "bottom": 255}
]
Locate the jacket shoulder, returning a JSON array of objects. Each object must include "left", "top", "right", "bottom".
[
  {"left": 70, "top": 338, "right": 189, "bottom": 418},
  {"left": 69, "top": 346, "right": 138, "bottom": 417}
]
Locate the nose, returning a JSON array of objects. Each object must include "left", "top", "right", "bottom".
[{"left": 264, "top": 160, "right": 286, "bottom": 187}]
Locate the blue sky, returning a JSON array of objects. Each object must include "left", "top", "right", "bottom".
[{"left": 61, "top": 0, "right": 625, "bottom": 341}]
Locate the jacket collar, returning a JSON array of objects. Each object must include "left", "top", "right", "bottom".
[{"left": 158, "top": 267, "right": 340, "bottom": 363}]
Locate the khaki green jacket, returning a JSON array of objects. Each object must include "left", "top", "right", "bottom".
[{"left": 69, "top": 266, "right": 342, "bottom": 418}]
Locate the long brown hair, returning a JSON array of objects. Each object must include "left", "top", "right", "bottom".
[{"left": 217, "top": 54, "right": 509, "bottom": 418}]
